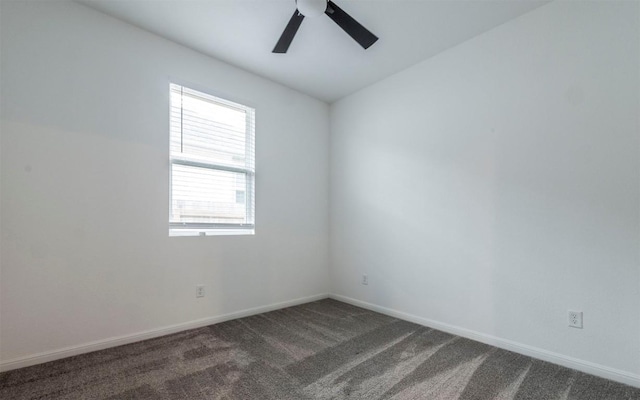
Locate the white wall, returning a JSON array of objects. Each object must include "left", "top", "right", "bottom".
[
  {"left": 0, "top": 1, "right": 330, "bottom": 364},
  {"left": 331, "top": 0, "right": 640, "bottom": 382}
]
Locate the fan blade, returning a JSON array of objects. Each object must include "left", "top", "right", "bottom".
[
  {"left": 273, "top": 10, "right": 305, "bottom": 53},
  {"left": 325, "top": 1, "right": 378, "bottom": 49}
]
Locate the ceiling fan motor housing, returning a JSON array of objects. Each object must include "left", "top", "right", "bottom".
[{"left": 296, "top": 0, "right": 327, "bottom": 17}]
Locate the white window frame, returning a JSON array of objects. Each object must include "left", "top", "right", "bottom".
[{"left": 169, "top": 83, "right": 255, "bottom": 237}]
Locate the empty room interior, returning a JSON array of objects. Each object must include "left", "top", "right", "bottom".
[{"left": 1, "top": 0, "right": 639, "bottom": 398}]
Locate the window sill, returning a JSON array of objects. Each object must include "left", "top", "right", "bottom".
[{"left": 169, "top": 229, "right": 255, "bottom": 237}]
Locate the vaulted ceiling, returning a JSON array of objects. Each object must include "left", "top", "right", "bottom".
[{"left": 78, "top": 0, "right": 548, "bottom": 102}]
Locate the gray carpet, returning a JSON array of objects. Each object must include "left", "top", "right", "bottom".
[{"left": 1, "top": 299, "right": 639, "bottom": 399}]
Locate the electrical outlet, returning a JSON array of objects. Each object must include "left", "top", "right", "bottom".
[
  {"left": 362, "top": 274, "right": 368, "bottom": 286},
  {"left": 196, "top": 285, "right": 205, "bottom": 298},
  {"left": 568, "top": 310, "right": 583, "bottom": 329}
]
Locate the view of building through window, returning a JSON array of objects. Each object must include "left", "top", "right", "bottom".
[{"left": 169, "top": 83, "right": 255, "bottom": 235}]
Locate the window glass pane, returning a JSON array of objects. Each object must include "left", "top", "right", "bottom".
[
  {"left": 171, "top": 163, "right": 249, "bottom": 225},
  {"left": 170, "top": 87, "right": 254, "bottom": 170}
]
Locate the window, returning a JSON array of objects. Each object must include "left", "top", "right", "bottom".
[{"left": 169, "top": 83, "right": 255, "bottom": 236}]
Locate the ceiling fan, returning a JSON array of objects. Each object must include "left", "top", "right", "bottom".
[{"left": 273, "top": 0, "right": 379, "bottom": 53}]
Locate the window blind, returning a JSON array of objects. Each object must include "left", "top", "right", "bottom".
[{"left": 169, "top": 83, "right": 255, "bottom": 235}]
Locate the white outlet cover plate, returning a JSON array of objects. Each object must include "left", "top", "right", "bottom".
[{"left": 568, "top": 311, "right": 583, "bottom": 328}]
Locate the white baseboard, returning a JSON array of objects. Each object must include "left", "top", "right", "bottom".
[
  {"left": 0, "top": 293, "right": 329, "bottom": 372},
  {"left": 329, "top": 293, "right": 640, "bottom": 389},
  {"left": 4, "top": 292, "right": 638, "bottom": 389}
]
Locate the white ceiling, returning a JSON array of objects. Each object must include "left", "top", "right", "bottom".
[{"left": 78, "top": 0, "right": 548, "bottom": 103}]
